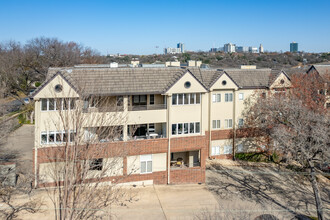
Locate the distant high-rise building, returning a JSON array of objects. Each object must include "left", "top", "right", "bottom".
[
  {"left": 290, "top": 42, "right": 298, "bottom": 53},
  {"left": 224, "top": 43, "right": 236, "bottom": 53},
  {"left": 259, "top": 44, "right": 264, "bottom": 53},
  {"left": 249, "top": 47, "right": 258, "bottom": 53},
  {"left": 236, "top": 46, "right": 249, "bottom": 53},
  {"left": 177, "top": 43, "right": 185, "bottom": 53},
  {"left": 164, "top": 43, "right": 185, "bottom": 54}
]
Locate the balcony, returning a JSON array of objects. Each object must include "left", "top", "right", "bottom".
[
  {"left": 170, "top": 151, "right": 201, "bottom": 169},
  {"left": 127, "top": 123, "right": 167, "bottom": 140},
  {"left": 128, "top": 104, "right": 166, "bottom": 111}
]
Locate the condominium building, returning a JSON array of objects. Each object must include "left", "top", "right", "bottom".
[{"left": 31, "top": 66, "right": 291, "bottom": 187}]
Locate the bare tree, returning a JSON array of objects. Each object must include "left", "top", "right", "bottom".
[
  {"left": 37, "top": 79, "right": 139, "bottom": 219},
  {"left": 240, "top": 73, "right": 330, "bottom": 220},
  {"left": 0, "top": 38, "right": 102, "bottom": 103},
  {"left": 0, "top": 117, "right": 42, "bottom": 220}
]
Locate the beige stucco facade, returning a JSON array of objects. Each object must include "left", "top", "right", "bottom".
[{"left": 33, "top": 68, "right": 292, "bottom": 186}]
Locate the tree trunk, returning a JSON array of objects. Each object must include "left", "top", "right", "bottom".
[{"left": 309, "top": 164, "right": 324, "bottom": 220}]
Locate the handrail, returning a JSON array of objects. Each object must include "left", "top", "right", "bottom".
[{"left": 128, "top": 104, "right": 167, "bottom": 111}]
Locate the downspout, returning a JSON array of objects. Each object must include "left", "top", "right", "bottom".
[
  {"left": 232, "top": 89, "right": 236, "bottom": 161},
  {"left": 208, "top": 91, "right": 212, "bottom": 157},
  {"left": 167, "top": 95, "right": 171, "bottom": 184},
  {"left": 34, "top": 145, "right": 38, "bottom": 188},
  {"left": 34, "top": 100, "right": 38, "bottom": 188}
]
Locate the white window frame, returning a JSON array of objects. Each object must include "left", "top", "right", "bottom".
[
  {"left": 41, "top": 132, "right": 48, "bottom": 144},
  {"left": 225, "top": 119, "right": 233, "bottom": 128},
  {"left": 238, "top": 93, "right": 244, "bottom": 100},
  {"left": 212, "top": 146, "right": 220, "bottom": 155},
  {"left": 225, "top": 93, "right": 233, "bottom": 102},
  {"left": 212, "top": 94, "right": 221, "bottom": 103},
  {"left": 48, "top": 131, "right": 55, "bottom": 144},
  {"left": 140, "top": 154, "right": 152, "bottom": 174},
  {"left": 224, "top": 145, "right": 232, "bottom": 155},
  {"left": 212, "top": 120, "right": 221, "bottom": 129},
  {"left": 172, "top": 122, "right": 201, "bottom": 135}
]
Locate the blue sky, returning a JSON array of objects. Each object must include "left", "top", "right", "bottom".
[{"left": 0, "top": 0, "right": 329, "bottom": 55}]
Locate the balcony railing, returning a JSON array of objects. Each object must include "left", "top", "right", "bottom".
[
  {"left": 83, "top": 106, "right": 124, "bottom": 113},
  {"left": 127, "top": 133, "right": 165, "bottom": 140},
  {"left": 128, "top": 104, "right": 166, "bottom": 111}
]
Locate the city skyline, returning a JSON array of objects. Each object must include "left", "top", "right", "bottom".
[{"left": 1, "top": 0, "right": 330, "bottom": 55}]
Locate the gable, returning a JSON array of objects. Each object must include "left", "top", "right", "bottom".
[
  {"left": 164, "top": 71, "right": 207, "bottom": 94},
  {"left": 270, "top": 72, "right": 291, "bottom": 89},
  {"left": 210, "top": 73, "right": 238, "bottom": 90},
  {"left": 33, "top": 74, "right": 79, "bottom": 100}
]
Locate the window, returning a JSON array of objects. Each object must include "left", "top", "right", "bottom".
[
  {"left": 172, "top": 94, "right": 177, "bottom": 105},
  {"left": 70, "top": 99, "right": 76, "bottom": 110},
  {"left": 178, "top": 94, "right": 183, "bottom": 105},
  {"left": 90, "top": 158, "right": 103, "bottom": 171},
  {"left": 41, "top": 99, "right": 47, "bottom": 111},
  {"left": 225, "top": 119, "right": 233, "bottom": 128},
  {"left": 195, "top": 122, "right": 200, "bottom": 133},
  {"left": 63, "top": 99, "right": 69, "bottom": 110},
  {"left": 224, "top": 145, "right": 232, "bottom": 154},
  {"left": 41, "top": 132, "right": 47, "bottom": 144},
  {"left": 172, "top": 122, "right": 200, "bottom": 135},
  {"left": 237, "top": 144, "right": 243, "bottom": 153},
  {"left": 172, "top": 93, "right": 200, "bottom": 105},
  {"left": 212, "top": 146, "right": 220, "bottom": 155},
  {"left": 184, "top": 123, "right": 189, "bottom": 134},
  {"left": 172, "top": 124, "right": 177, "bottom": 135},
  {"left": 48, "top": 99, "right": 55, "bottom": 110},
  {"left": 140, "top": 154, "right": 152, "bottom": 174},
  {"left": 238, "top": 119, "right": 244, "bottom": 128},
  {"left": 63, "top": 131, "right": 68, "bottom": 143},
  {"left": 178, "top": 123, "right": 183, "bottom": 134},
  {"left": 56, "top": 99, "right": 62, "bottom": 110},
  {"left": 55, "top": 131, "right": 62, "bottom": 143},
  {"left": 184, "top": 81, "right": 191, "bottom": 88},
  {"left": 184, "top": 94, "right": 189, "bottom": 104},
  {"left": 48, "top": 132, "right": 55, "bottom": 144},
  {"left": 133, "top": 95, "right": 147, "bottom": 105},
  {"left": 212, "top": 120, "right": 221, "bottom": 129},
  {"left": 190, "top": 93, "right": 195, "bottom": 104},
  {"left": 69, "top": 131, "right": 75, "bottom": 143},
  {"left": 239, "top": 93, "right": 244, "bottom": 100},
  {"left": 225, "top": 93, "right": 233, "bottom": 102},
  {"left": 212, "top": 94, "right": 221, "bottom": 103},
  {"left": 150, "top": 95, "right": 154, "bottom": 105},
  {"left": 41, "top": 98, "right": 75, "bottom": 111},
  {"left": 196, "top": 94, "right": 201, "bottom": 104},
  {"left": 189, "top": 123, "right": 194, "bottom": 134}
]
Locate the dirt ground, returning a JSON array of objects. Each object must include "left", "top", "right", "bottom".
[
  {"left": 206, "top": 159, "right": 330, "bottom": 220},
  {"left": 14, "top": 184, "right": 219, "bottom": 220}
]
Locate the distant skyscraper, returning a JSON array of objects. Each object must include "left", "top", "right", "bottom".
[
  {"left": 224, "top": 43, "right": 236, "bottom": 53},
  {"left": 236, "top": 46, "right": 249, "bottom": 53},
  {"left": 177, "top": 43, "right": 185, "bottom": 53},
  {"left": 164, "top": 43, "right": 185, "bottom": 54},
  {"left": 290, "top": 42, "right": 298, "bottom": 53},
  {"left": 259, "top": 44, "right": 264, "bottom": 53}
]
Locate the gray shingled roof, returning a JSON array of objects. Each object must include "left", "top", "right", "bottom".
[
  {"left": 32, "top": 67, "right": 284, "bottom": 97},
  {"left": 312, "top": 65, "right": 330, "bottom": 77},
  {"left": 223, "top": 69, "right": 280, "bottom": 88}
]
